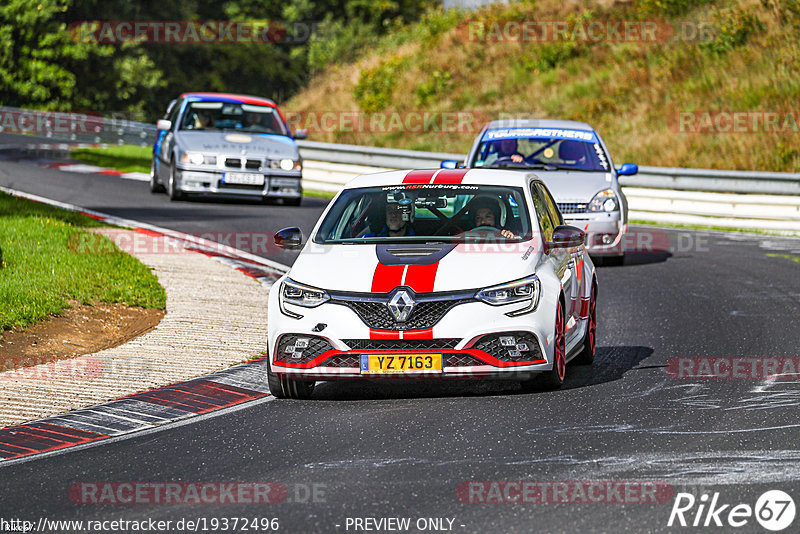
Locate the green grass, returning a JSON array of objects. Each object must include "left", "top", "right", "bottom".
[
  {"left": 0, "top": 192, "right": 166, "bottom": 331},
  {"left": 70, "top": 145, "right": 152, "bottom": 174}
]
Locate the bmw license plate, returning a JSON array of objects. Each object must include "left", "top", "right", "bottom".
[
  {"left": 222, "top": 172, "right": 265, "bottom": 186},
  {"left": 360, "top": 354, "right": 442, "bottom": 374}
]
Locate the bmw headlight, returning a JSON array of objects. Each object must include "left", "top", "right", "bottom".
[
  {"left": 588, "top": 189, "right": 619, "bottom": 212},
  {"left": 272, "top": 159, "right": 302, "bottom": 171},
  {"left": 476, "top": 275, "right": 541, "bottom": 316},
  {"left": 180, "top": 152, "right": 215, "bottom": 165},
  {"left": 279, "top": 278, "right": 329, "bottom": 319}
]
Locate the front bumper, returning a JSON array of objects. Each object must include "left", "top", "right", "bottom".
[
  {"left": 175, "top": 167, "right": 302, "bottom": 199},
  {"left": 268, "top": 296, "right": 558, "bottom": 381},
  {"left": 562, "top": 211, "right": 625, "bottom": 256}
]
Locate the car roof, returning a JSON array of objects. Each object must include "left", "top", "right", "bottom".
[
  {"left": 482, "top": 118, "right": 594, "bottom": 131},
  {"left": 344, "top": 168, "right": 543, "bottom": 189},
  {"left": 180, "top": 92, "right": 278, "bottom": 108}
]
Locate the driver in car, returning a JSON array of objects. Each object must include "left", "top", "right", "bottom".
[
  {"left": 364, "top": 202, "right": 416, "bottom": 237},
  {"left": 493, "top": 138, "right": 524, "bottom": 164},
  {"left": 471, "top": 197, "right": 515, "bottom": 239}
]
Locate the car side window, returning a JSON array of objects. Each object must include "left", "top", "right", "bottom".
[
  {"left": 537, "top": 184, "right": 563, "bottom": 227},
  {"left": 167, "top": 100, "right": 181, "bottom": 130},
  {"left": 530, "top": 184, "right": 555, "bottom": 242}
]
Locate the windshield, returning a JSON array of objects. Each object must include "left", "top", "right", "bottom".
[
  {"left": 314, "top": 184, "right": 532, "bottom": 244},
  {"left": 471, "top": 127, "right": 610, "bottom": 172},
  {"left": 178, "top": 101, "right": 289, "bottom": 136}
]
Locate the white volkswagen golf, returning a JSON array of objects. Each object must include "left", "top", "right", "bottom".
[{"left": 267, "top": 168, "right": 597, "bottom": 399}]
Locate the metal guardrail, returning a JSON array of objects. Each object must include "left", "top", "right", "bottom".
[{"left": 297, "top": 140, "right": 800, "bottom": 196}]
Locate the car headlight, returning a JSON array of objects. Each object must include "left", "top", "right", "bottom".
[
  {"left": 279, "top": 278, "right": 330, "bottom": 319},
  {"left": 476, "top": 275, "right": 541, "bottom": 316},
  {"left": 272, "top": 159, "right": 302, "bottom": 171},
  {"left": 180, "top": 153, "right": 214, "bottom": 165},
  {"left": 588, "top": 189, "right": 619, "bottom": 212}
]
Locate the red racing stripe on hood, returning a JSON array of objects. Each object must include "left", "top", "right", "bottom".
[
  {"left": 403, "top": 169, "right": 437, "bottom": 184},
  {"left": 432, "top": 168, "right": 468, "bottom": 184},
  {"left": 371, "top": 263, "right": 405, "bottom": 293},
  {"left": 403, "top": 263, "right": 439, "bottom": 293}
]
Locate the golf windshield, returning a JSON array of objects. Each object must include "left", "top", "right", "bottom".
[
  {"left": 314, "top": 184, "right": 532, "bottom": 244},
  {"left": 179, "top": 101, "right": 289, "bottom": 136},
  {"left": 472, "top": 127, "right": 610, "bottom": 172}
]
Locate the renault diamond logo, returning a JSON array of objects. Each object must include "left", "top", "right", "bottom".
[{"left": 387, "top": 289, "right": 416, "bottom": 323}]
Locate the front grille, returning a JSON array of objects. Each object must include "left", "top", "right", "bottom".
[
  {"left": 473, "top": 332, "right": 542, "bottom": 362},
  {"left": 320, "top": 355, "right": 360, "bottom": 368},
  {"left": 445, "top": 354, "right": 483, "bottom": 367},
  {"left": 336, "top": 299, "right": 472, "bottom": 331},
  {"left": 217, "top": 182, "right": 264, "bottom": 191},
  {"left": 274, "top": 335, "right": 333, "bottom": 364},
  {"left": 245, "top": 159, "right": 261, "bottom": 170},
  {"left": 342, "top": 339, "right": 460, "bottom": 350},
  {"left": 557, "top": 202, "right": 588, "bottom": 214},
  {"left": 225, "top": 158, "right": 242, "bottom": 168}
]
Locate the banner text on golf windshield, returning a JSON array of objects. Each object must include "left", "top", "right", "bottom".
[{"left": 0, "top": 517, "right": 280, "bottom": 532}]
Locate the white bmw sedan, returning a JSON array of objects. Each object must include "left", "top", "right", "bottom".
[{"left": 267, "top": 168, "right": 597, "bottom": 399}]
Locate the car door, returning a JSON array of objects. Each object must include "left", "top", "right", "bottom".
[
  {"left": 534, "top": 183, "right": 581, "bottom": 341},
  {"left": 157, "top": 99, "right": 181, "bottom": 175}
]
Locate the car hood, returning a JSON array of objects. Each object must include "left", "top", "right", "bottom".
[
  {"left": 175, "top": 131, "right": 298, "bottom": 158},
  {"left": 533, "top": 170, "right": 616, "bottom": 202},
  {"left": 288, "top": 242, "right": 539, "bottom": 293}
]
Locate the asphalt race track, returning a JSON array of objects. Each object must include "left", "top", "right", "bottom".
[{"left": 2, "top": 137, "right": 800, "bottom": 532}]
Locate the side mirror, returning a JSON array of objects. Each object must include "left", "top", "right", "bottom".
[
  {"left": 616, "top": 163, "right": 638, "bottom": 176},
  {"left": 548, "top": 225, "right": 585, "bottom": 250},
  {"left": 274, "top": 227, "right": 304, "bottom": 250},
  {"left": 440, "top": 160, "right": 461, "bottom": 169},
  {"left": 293, "top": 128, "right": 308, "bottom": 140},
  {"left": 156, "top": 119, "right": 172, "bottom": 131}
]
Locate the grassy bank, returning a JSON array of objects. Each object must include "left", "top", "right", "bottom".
[
  {"left": 284, "top": 0, "right": 800, "bottom": 172},
  {"left": 71, "top": 145, "right": 151, "bottom": 174},
  {"left": 0, "top": 192, "right": 166, "bottom": 331}
]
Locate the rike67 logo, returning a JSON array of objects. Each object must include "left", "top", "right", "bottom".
[{"left": 668, "top": 490, "right": 796, "bottom": 531}]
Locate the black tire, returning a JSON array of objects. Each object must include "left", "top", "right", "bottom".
[
  {"left": 596, "top": 254, "right": 624, "bottom": 267},
  {"left": 522, "top": 297, "right": 566, "bottom": 391},
  {"left": 284, "top": 197, "right": 302, "bottom": 207},
  {"left": 167, "top": 158, "right": 183, "bottom": 201},
  {"left": 573, "top": 282, "right": 597, "bottom": 365},
  {"left": 266, "top": 360, "right": 315, "bottom": 399},
  {"left": 149, "top": 159, "right": 165, "bottom": 193}
]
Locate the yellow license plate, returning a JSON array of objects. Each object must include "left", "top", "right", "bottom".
[{"left": 360, "top": 354, "right": 442, "bottom": 374}]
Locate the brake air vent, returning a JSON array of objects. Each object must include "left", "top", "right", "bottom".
[{"left": 386, "top": 248, "right": 441, "bottom": 258}]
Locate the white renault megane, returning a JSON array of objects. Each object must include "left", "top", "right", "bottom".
[{"left": 267, "top": 168, "right": 597, "bottom": 399}]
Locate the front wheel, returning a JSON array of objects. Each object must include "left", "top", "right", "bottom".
[
  {"left": 573, "top": 283, "right": 596, "bottom": 365},
  {"left": 522, "top": 298, "right": 566, "bottom": 391},
  {"left": 167, "top": 159, "right": 183, "bottom": 201},
  {"left": 149, "top": 159, "right": 165, "bottom": 193},
  {"left": 284, "top": 197, "right": 302, "bottom": 207},
  {"left": 267, "top": 360, "right": 315, "bottom": 399}
]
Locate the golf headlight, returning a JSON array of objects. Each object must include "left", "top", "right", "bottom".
[
  {"left": 476, "top": 275, "right": 541, "bottom": 316},
  {"left": 588, "top": 189, "right": 618, "bottom": 212},
  {"left": 180, "top": 152, "right": 206, "bottom": 165},
  {"left": 281, "top": 278, "right": 329, "bottom": 309},
  {"left": 272, "top": 159, "right": 302, "bottom": 171}
]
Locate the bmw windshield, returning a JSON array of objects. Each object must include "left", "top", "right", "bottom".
[
  {"left": 471, "top": 127, "right": 610, "bottom": 172},
  {"left": 314, "top": 184, "right": 532, "bottom": 244},
  {"left": 179, "top": 101, "right": 289, "bottom": 136}
]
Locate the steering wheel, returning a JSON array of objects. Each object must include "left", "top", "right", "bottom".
[
  {"left": 470, "top": 225, "right": 501, "bottom": 232},
  {"left": 433, "top": 219, "right": 465, "bottom": 236},
  {"left": 489, "top": 156, "right": 528, "bottom": 168}
]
